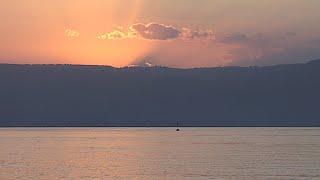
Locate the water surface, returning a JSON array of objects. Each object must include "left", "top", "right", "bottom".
[{"left": 1, "top": 128, "right": 320, "bottom": 179}]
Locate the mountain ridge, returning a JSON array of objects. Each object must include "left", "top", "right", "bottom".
[{"left": 1, "top": 59, "right": 320, "bottom": 127}]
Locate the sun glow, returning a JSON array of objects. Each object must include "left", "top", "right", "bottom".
[{"left": 50, "top": 0, "right": 152, "bottom": 67}]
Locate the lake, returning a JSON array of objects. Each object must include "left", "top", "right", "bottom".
[{"left": 0, "top": 128, "right": 320, "bottom": 180}]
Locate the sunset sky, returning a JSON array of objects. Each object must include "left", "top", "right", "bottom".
[{"left": 1, "top": 0, "right": 320, "bottom": 67}]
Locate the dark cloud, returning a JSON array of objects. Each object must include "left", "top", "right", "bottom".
[
  {"left": 222, "top": 33, "right": 320, "bottom": 66},
  {"left": 286, "top": 32, "right": 297, "bottom": 36},
  {"left": 244, "top": 46, "right": 320, "bottom": 66},
  {"left": 220, "top": 32, "right": 298, "bottom": 46},
  {"left": 219, "top": 33, "right": 290, "bottom": 51},
  {"left": 130, "top": 23, "right": 181, "bottom": 40},
  {"left": 220, "top": 33, "right": 248, "bottom": 44},
  {"left": 128, "top": 34, "right": 320, "bottom": 68},
  {"left": 308, "top": 37, "right": 320, "bottom": 46}
]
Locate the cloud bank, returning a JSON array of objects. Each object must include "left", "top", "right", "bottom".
[
  {"left": 133, "top": 30, "right": 320, "bottom": 68},
  {"left": 96, "top": 23, "right": 215, "bottom": 41},
  {"left": 63, "top": 24, "right": 320, "bottom": 68}
]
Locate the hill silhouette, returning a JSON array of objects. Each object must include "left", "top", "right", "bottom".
[{"left": 1, "top": 60, "right": 320, "bottom": 127}]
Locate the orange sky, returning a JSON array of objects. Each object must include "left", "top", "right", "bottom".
[{"left": 1, "top": 0, "right": 320, "bottom": 67}]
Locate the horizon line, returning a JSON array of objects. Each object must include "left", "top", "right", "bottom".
[{"left": 0, "top": 58, "right": 318, "bottom": 70}]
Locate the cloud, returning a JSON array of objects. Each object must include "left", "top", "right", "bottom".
[
  {"left": 219, "top": 32, "right": 299, "bottom": 46},
  {"left": 130, "top": 23, "right": 181, "bottom": 40},
  {"left": 128, "top": 59, "right": 154, "bottom": 68},
  {"left": 138, "top": 31, "right": 320, "bottom": 67},
  {"left": 285, "top": 32, "right": 297, "bottom": 36},
  {"left": 181, "top": 28, "right": 215, "bottom": 41},
  {"left": 97, "top": 30, "right": 128, "bottom": 40},
  {"left": 219, "top": 33, "right": 248, "bottom": 44},
  {"left": 214, "top": 32, "right": 320, "bottom": 66},
  {"left": 65, "top": 29, "right": 80, "bottom": 38},
  {"left": 308, "top": 37, "right": 320, "bottom": 46},
  {"left": 222, "top": 33, "right": 287, "bottom": 65},
  {"left": 96, "top": 23, "right": 216, "bottom": 42}
]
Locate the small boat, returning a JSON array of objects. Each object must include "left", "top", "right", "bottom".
[{"left": 176, "top": 121, "right": 180, "bottom": 131}]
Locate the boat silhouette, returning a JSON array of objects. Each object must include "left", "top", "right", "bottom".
[{"left": 176, "top": 121, "right": 180, "bottom": 131}]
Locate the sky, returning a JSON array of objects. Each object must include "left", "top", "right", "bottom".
[{"left": 1, "top": 0, "right": 320, "bottom": 67}]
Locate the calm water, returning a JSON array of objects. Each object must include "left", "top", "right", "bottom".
[{"left": 0, "top": 128, "right": 320, "bottom": 180}]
